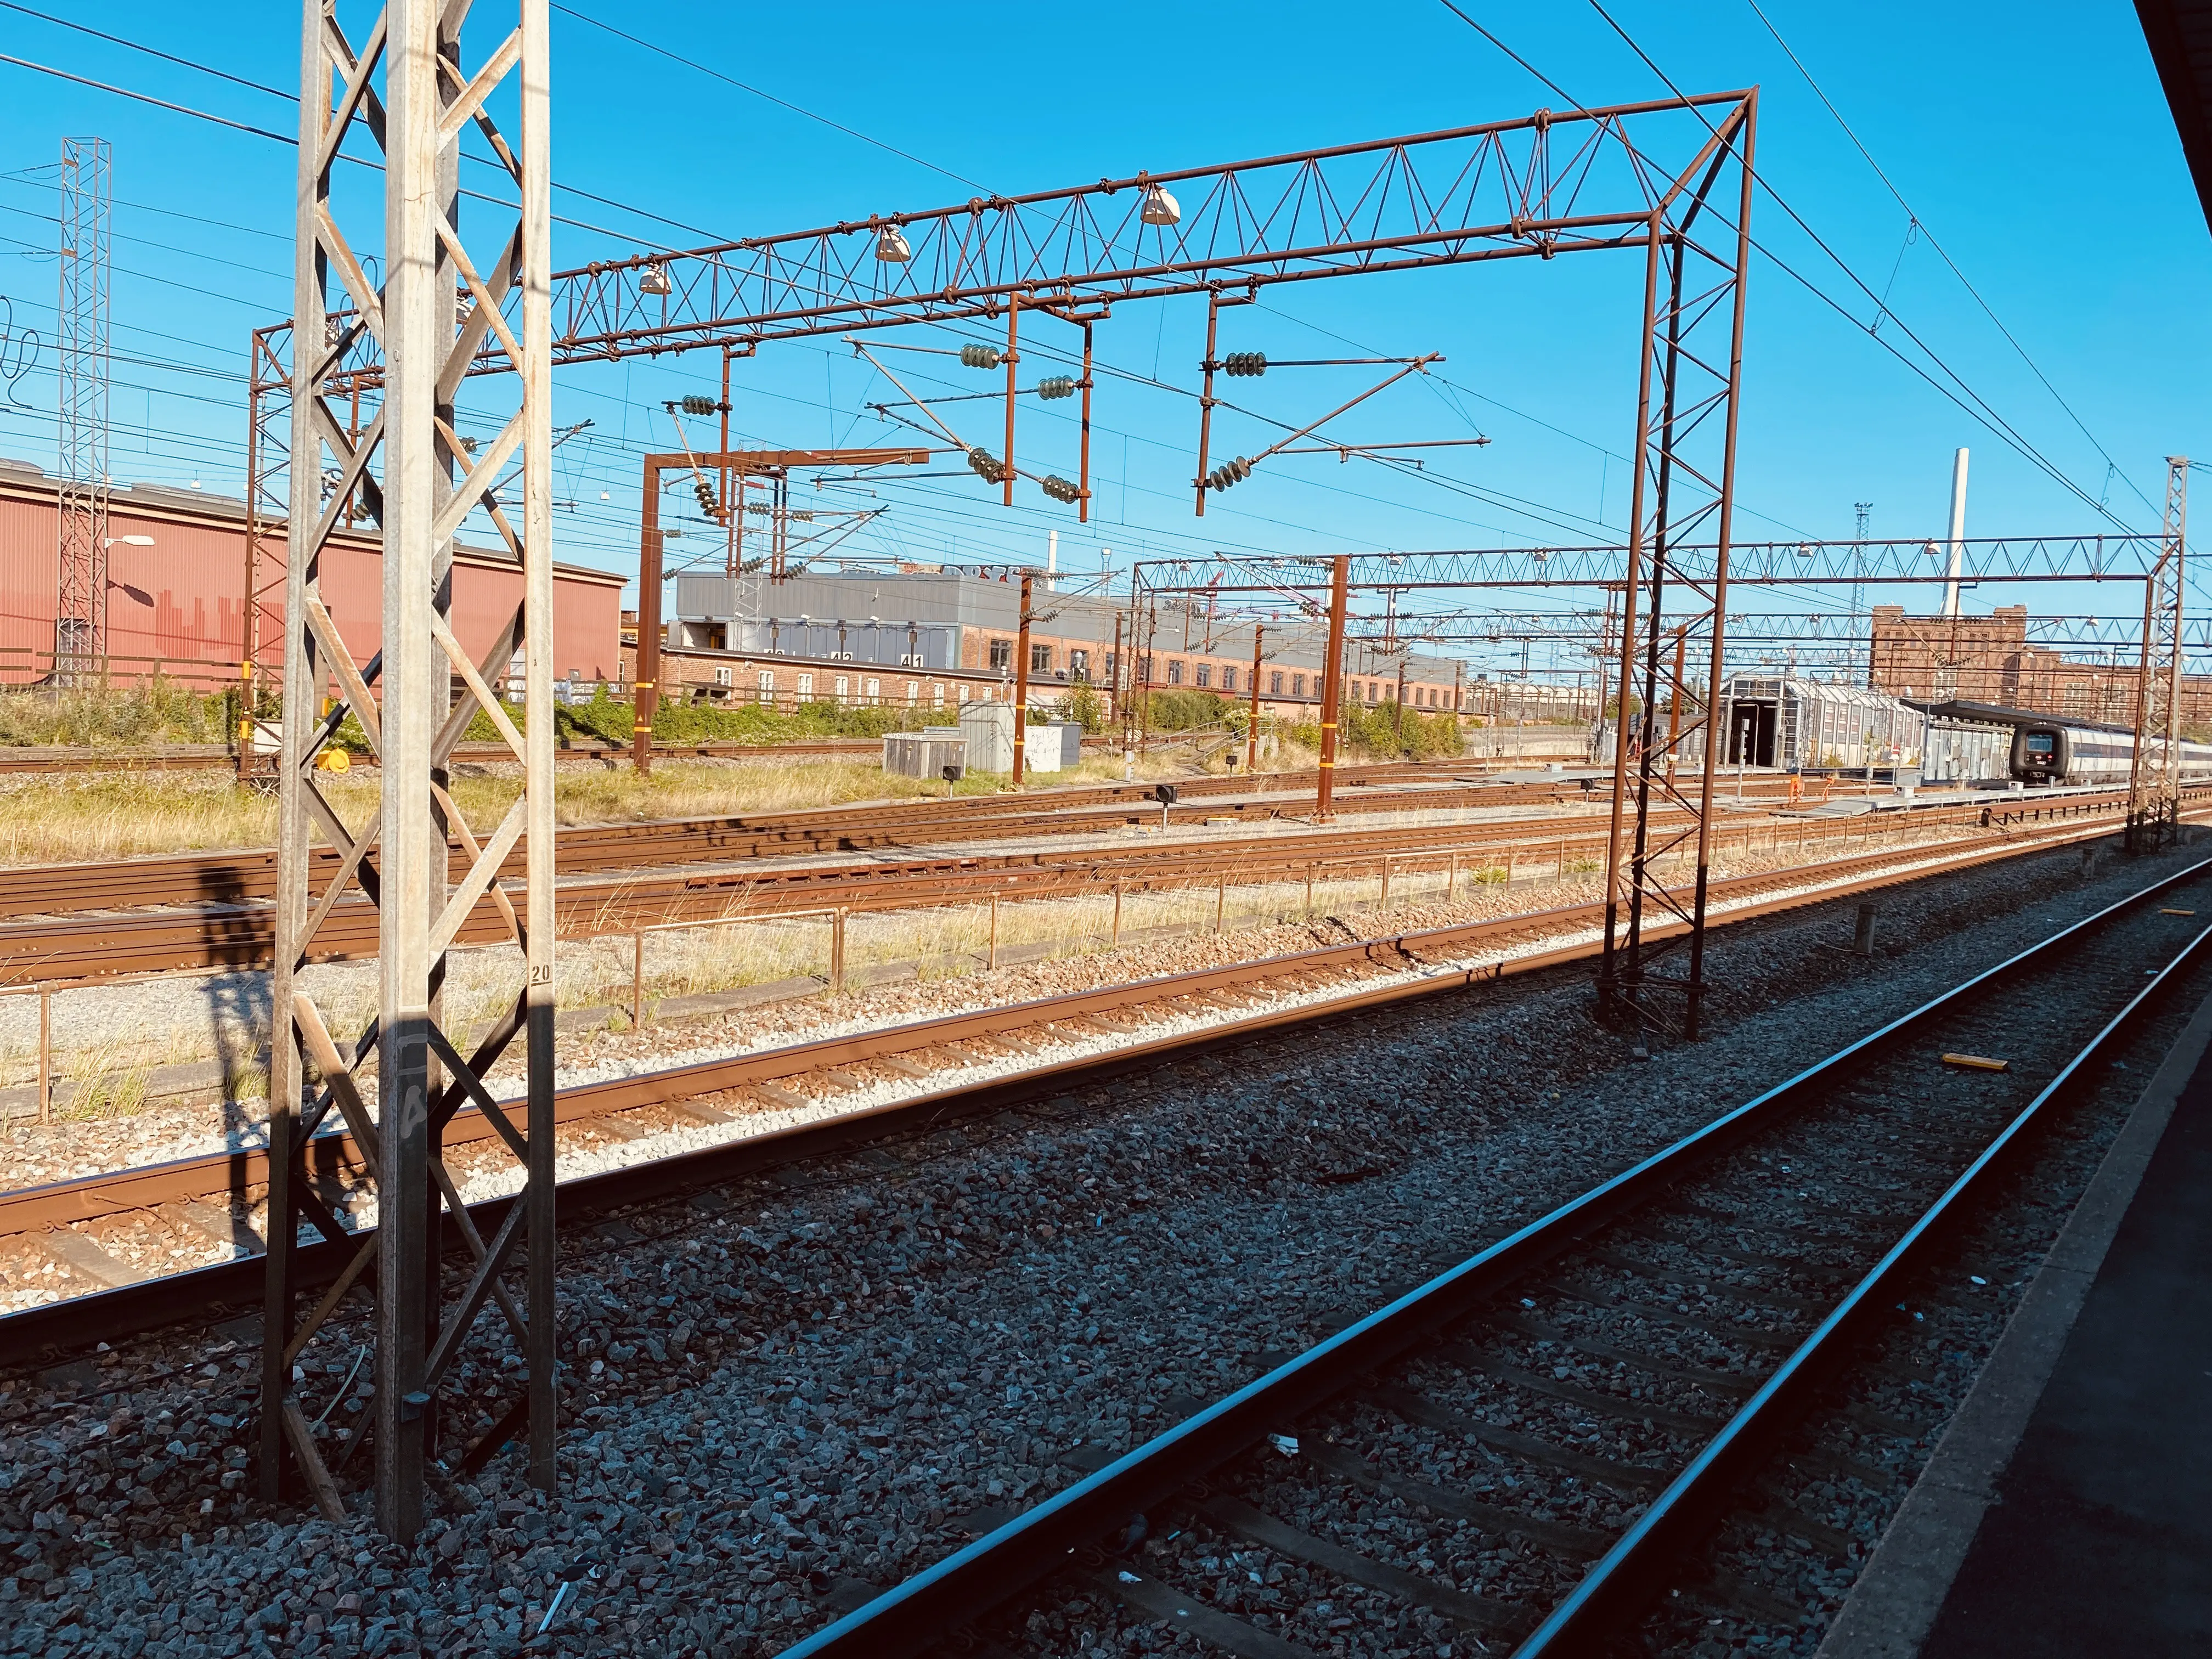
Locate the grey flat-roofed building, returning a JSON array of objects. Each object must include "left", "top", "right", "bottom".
[{"left": 669, "top": 567, "right": 1465, "bottom": 710}]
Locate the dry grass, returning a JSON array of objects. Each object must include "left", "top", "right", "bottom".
[
  {"left": 0, "top": 1023, "right": 158, "bottom": 1125},
  {"left": 0, "top": 773, "right": 282, "bottom": 866},
  {"left": 0, "top": 750, "right": 1234, "bottom": 867},
  {"left": 606, "top": 860, "right": 1510, "bottom": 1018}
]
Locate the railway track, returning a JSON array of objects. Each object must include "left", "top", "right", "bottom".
[
  {"left": 0, "top": 759, "right": 1570, "bottom": 921},
  {"left": 0, "top": 809, "right": 2160, "bottom": 1363},
  {"left": 0, "top": 786, "right": 2139, "bottom": 983},
  {"left": 767, "top": 854, "right": 2212, "bottom": 1658}
]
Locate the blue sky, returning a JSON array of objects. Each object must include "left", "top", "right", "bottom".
[{"left": 0, "top": 1, "right": 2203, "bottom": 680}]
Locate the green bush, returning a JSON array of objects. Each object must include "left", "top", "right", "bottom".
[
  {"left": 1128, "top": 688, "right": 1237, "bottom": 733},
  {"left": 1283, "top": 699, "right": 1463, "bottom": 761},
  {"left": 455, "top": 686, "right": 936, "bottom": 748},
  {"left": 0, "top": 682, "right": 240, "bottom": 748},
  {"left": 1048, "top": 682, "right": 1108, "bottom": 733}
]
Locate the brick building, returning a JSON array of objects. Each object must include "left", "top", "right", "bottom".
[{"left": 1869, "top": 605, "right": 2212, "bottom": 729}]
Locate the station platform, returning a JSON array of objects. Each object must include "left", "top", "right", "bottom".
[{"left": 1819, "top": 987, "right": 2212, "bottom": 1657}]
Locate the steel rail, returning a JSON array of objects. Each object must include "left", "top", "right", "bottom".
[
  {"left": 1514, "top": 898, "right": 2212, "bottom": 1652},
  {"left": 0, "top": 813, "right": 2161, "bottom": 1367},
  {"left": 0, "top": 759, "right": 1561, "bottom": 922},
  {"left": 0, "top": 788, "right": 2107, "bottom": 983},
  {"left": 772, "top": 851, "right": 2212, "bottom": 1659}
]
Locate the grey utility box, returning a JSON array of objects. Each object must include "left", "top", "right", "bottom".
[
  {"left": 958, "top": 702, "right": 1015, "bottom": 772},
  {"left": 883, "top": 732, "right": 967, "bottom": 780},
  {"left": 957, "top": 703, "right": 1063, "bottom": 774},
  {"left": 1047, "top": 720, "right": 1084, "bottom": 769}
]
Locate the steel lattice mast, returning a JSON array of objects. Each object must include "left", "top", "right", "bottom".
[
  {"left": 54, "top": 136, "right": 111, "bottom": 682},
  {"left": 1132, "top": 94, "right": 1760, "bottom": 1039},
  {"left": 2129, "top": 455, "right": 2188, "bottom": 848},
  {"left": 260, "top": 0, "right": 556, "bottom": 1542}
]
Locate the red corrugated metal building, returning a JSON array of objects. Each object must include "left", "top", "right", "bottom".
[{"left": 0, "top": 458, "right": 624, "bottom": 687}]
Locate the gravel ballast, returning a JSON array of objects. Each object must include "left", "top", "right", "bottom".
[{"left": 0, "top": 833, "right": 2198, "bottom": 1658}]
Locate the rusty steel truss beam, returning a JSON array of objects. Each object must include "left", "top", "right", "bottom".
[
  {"left": 258, "top": 91, "right": 1751, "bottom": 382},
  {"left": 1134, "top": 534, "right": 2174, "bottom": 595}
]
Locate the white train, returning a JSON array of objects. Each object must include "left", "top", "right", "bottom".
[{"left": 2009, "top": 720, "right": 2212, "bottom": 786}]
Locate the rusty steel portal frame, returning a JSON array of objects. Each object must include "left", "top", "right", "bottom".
[
  {"left": 1135, "top": 98, "right": 1760, "bottom": 1036},
  {"left": 1138, "top": 528, "right": 2182, "bottom": 1039},
  {"left": 245, "top": 87, "right": 1766, "bottom": 1531},
  {"left": 260, "top": 0, "right": 556, "bottom": 1544},
  {"left": 248, "top": 87, "right": 1765, "bottom": 683}
]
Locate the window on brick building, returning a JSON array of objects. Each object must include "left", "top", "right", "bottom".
[
  {"left": 989, "top": 639, "right": 1012, "bottom": 670},
  {"left": 1222, "top": 667, "right": 1237, "bottom": 692},
  {"left": 1167, "top": 660, "right": 1184, "bottom": 685},
  {"left": 1069, "top": 648, "right": 1090, "bottom": 679},
  {"left": 1030, "top": 642, "right": 1052, "bottom": 674},
  {"left": 1290, "top": 673, "right": 1304, "bottom": 696},
  {"left": 1270, "top": 671, "right": 1284, "bottom": 695},
  {"left": 1195, "top": 664, "right": 1211, "bottom": 689}
]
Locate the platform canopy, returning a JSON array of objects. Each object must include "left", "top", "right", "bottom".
[{"left": 2137, "top": 0, "right": 2212, "bottom": 235}]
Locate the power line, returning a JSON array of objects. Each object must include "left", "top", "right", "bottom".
[
  {"left": 1437, "top": 2, "right": 2145, "bottom": 537},
  {"left": 549, "top": 2, "right": 996, "bottom": 196},
  {"left": 1580, "top": 1, "right": 2146, "bottom": 535},
  {"left": 0, "top": 48, "right": 685, "bottom": 247},
  {"left": 1737, "top": 0, "right": 2161, "bottom": 520},
  {"left": 0, "top": 3, "right": 294, "bottom": 101},
  {"left": 0, "top": 197, "right": 287, "bottom": 284}
]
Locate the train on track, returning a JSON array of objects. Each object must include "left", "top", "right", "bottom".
[
  {"left": 2005, "top": 719, "right": 2212, "bottom": 786},
  {"left": 1716, "top": 680, "right": 2212, "bottom": 788},
  {"left": 1911, "top": 697, "right": 2212, "bottom": 786}
]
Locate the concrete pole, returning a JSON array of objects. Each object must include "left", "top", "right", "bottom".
[
  {"left": 1942, "top": 447, "right": 1969, "bottom": 619},
  {"left": 375, "top": 0, "right": 442, "bottom": 1538}
]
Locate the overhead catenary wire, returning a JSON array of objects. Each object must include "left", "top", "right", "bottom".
[
  {"left": 1434, "top": 1, "right": 2151, "bottom": 540},
  {"left": 0, "top": 47, "right": 686, "bottom": 248},
  {"left": 544, "top": 0, "right": 1689, "bottom": 551},
  {"left": 0, "top": 8, "right": 1771, "bottom": 575},
  {"left": 1578, "top": 1, "right": 2150, "bottom": 537},
  {"left": 548, "top": 2, "right": 997, "bottom": 197},
  {"left": 1738, "top": 0, "right": 2161, "bottom": 521},
  {"left": 9, "top": 9, "right": 2104, "bottom": 621}
]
